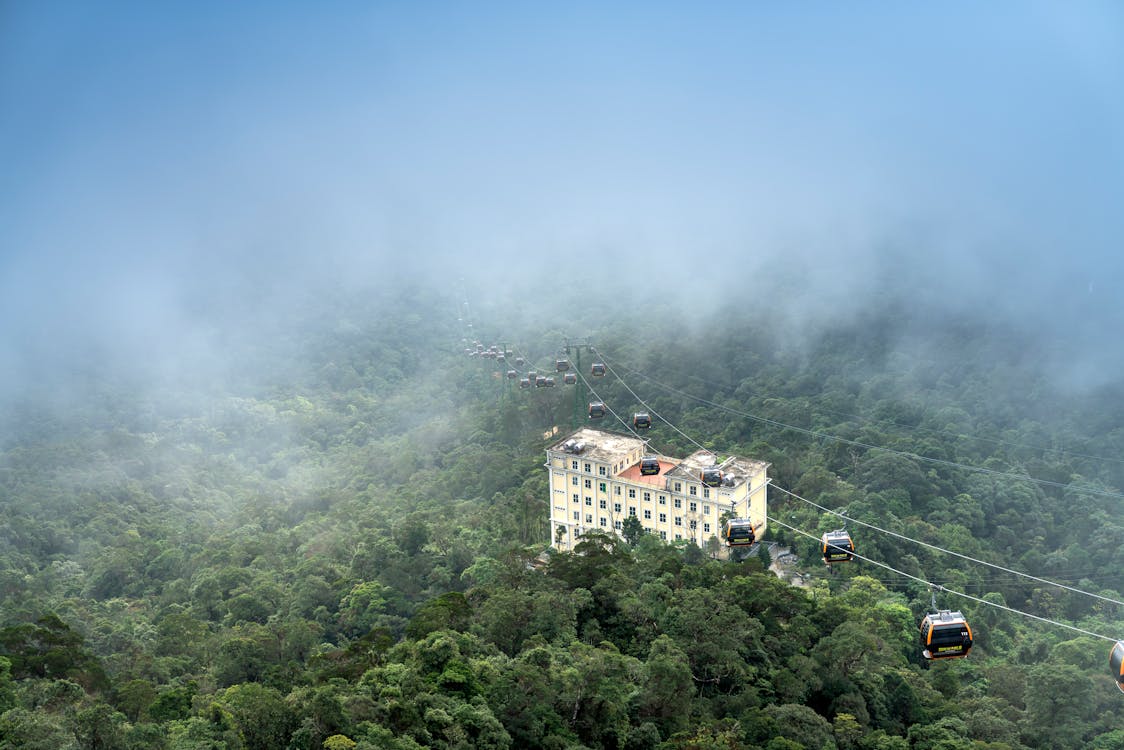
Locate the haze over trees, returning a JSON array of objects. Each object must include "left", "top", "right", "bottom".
[
  {"left": 0, "top": 282, "right": 1123, "bottom": 749},
  {"left": 4, "top": 3, "right": 1124, "bottom": 748}
]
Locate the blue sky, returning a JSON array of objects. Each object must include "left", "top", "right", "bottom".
[{"left": 2, "top": 3, "right": 1123, "bottom": 386}]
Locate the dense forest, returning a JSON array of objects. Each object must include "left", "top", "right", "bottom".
[{"left": 2, "top": 279, "right": 1124, "bottom": 750}]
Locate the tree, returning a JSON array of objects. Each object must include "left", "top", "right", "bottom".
[{"left": 621, "top": 516, "right": 645, "bottom": 546}]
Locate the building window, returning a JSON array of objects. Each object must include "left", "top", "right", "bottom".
[
  {"left": 659, "top": 513, "right": 667, "bottom": 523},
  {"left": 703, "top": 488, "right": 710, "bottom": 498},
  {"left": 643, "top": 491, "right": 651, "bottom": 502},
  {"left": 689, "top": 486, "right": 697, "bottom": 496},
  {"left": 584, "top": 463, "right": 592, "bottom": 473},
  {"left": 600, "top": 517, "right": 607, "bottom": 527},
  {"left": 614, "top": 486, "right": 621, "bottom": 495},
  {"left": 584, "top": 479, "right": 592, "bottom": 489},
  {"left": 599, "top": 466, "right": 607, "bottom": 476},
  {"left": 674, "top": 482, "right": 682, "bottom": 492},
  {"left": 659, "top": 531, "right": 667, "bottom": 539},
  {"left": 704, "top": 523, "right": 711, "bottom": 533},
  {"left": 585, "top": 497, "right": 592, "bottom": 506},
  {"left": 628, "top": 489, "right": 636, "bottom": 498},
  {"left": 704, "top": 504, "right": 711, "bottom": 515},
  {"left": 572, "top": 494, "right": 579, "bottom": 503},
  {"left": 614, "top": 503, "right": 621, "bottom": 512},
  {"left": 675, "top": 534, "right": 682, "bottom": 540},
  {"left": 599, "top": 482, "right": 607, "bottom": 493},
  {"left": 675, "top": 517, "right": 682, "bottom": 526},
  {"left": 689, "top": 520, "right": 697, "bottom": 530},
  {"left": 586, "top": 514, "right": 592, "bottom": 523},
  {"left": 614, "top": 520, "right": 622, "bottom": 530},
  {"left": 689, "top": 502, "right": 697, "bottom": 512},
  {"left": 570, "top": 460, "right": 578, "bottom": 470},
  {"left": 644, "top": 509, "right": 652, "bottom": 519},
  {"left": 600, "top": 499, "right": 607, "bottom": 509},
  {"left": 629, "top": 507, "right": 637, "bottom": 517},
  {"left": 572, "top": 476, "right": 578, "bottom": 486},
  {"left": 573, "top": 511, "right": 579, "bottom": 520},
  {"left": 674, "top": 498, "right": 682, "bottom": 509}
]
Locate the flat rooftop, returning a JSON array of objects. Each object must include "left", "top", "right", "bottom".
[
  {"left": 549, "top": 429, "right": 769, "bottom": 489},
  {"left": 548, "top": 427, "right": 646, "bottom": 464},
  {"left": 666, "top": 449, "right": 770, "bottom": 489}
]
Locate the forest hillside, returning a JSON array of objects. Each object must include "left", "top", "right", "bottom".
[{"left": 1, "top": 282, "right": 1123, "bottom": 750}]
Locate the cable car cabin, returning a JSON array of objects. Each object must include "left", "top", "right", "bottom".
[
  {"left": 514, "top": 357, "right": 525, "bottom": 367},
  {"left": 535, "top": 376, "right": 548, "bottom": 388},
  {"left": 633, "top": 412, "right": 652, "bottom": 429},
  {"left": 640, "top": 456, "right": 660, "bottom": 476},
  {"left": 497, "top": 353, "right": 506, "bottom": 362},
  {"left": 544, "top": 377, "right": 556, "bottom": 387},
  {"left": 919, "top": 611, "right": 973, "bottom": 660},
  {"left": 563, "top": 372, "right": 578, "bottom": 385},
  {"left": 1110, "top": 642, "right": 1124, "bottom": 693},
  {"left": 821, "top": 530, "right": 855, "bottom": 564},
  {"left": 527, "top": 370, "right": 537, "bottom": 381},
  {"left": 700, "top": 468, "right": 723, "bottom": 487},
  {"left": 591, "top": 362, "right": 607, "bottom": 376},
  {"left": 588, "top": 402, "right": 606, "bottom": 419},
  {"left": 519, "top": 378, "right": 531, "bottom": 389},
  {"left": 724, "top": 518, "right": 757, "bottom": 547},
  {"left": 556, "top": 359, "right": 571, "bottom": 372},
  {"left": 506, "top": 369, "right": 518, "bottom": 379}
]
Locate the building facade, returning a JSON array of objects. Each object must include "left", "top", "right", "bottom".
[{"left": 546, "top": 427, "right": 769, "bottom": 555}]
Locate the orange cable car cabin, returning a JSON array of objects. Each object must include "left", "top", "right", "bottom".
[{"left": 919, "top": 610, "right": 973, "bottom": 660}]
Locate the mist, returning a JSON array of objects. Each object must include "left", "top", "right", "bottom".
[{"left": 3, "top": 2, "right": 1123, "bottom": 416}]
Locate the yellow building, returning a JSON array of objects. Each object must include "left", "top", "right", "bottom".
[{"left": 545, "top": 427, "right": 769, "bottom": 555}]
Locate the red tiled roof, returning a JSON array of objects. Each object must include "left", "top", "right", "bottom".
[{"left": 617, "top": 459, "right": 678, "bottom": 486}]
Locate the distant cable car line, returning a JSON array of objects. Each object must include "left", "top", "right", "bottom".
[
  {"left": 772, "top": 483, "right": 1124, "bottom": 608},
  {"left": 604, "top": 358, "right": 1124, "bottom": 502},
  {"left": 637, "top": 353, "right": 1124, "bottom": 467},
  {"left": 767, "top": 515, "right": 1118, "bottom": 644}
]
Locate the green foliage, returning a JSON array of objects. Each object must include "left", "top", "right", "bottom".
[{"left": 1, "top": 287, "right": 1123, "bottom": 749}]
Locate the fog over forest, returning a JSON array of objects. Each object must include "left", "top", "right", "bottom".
[{"left": 2, "top": 3, "right": 1123, "bottom": 402}]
